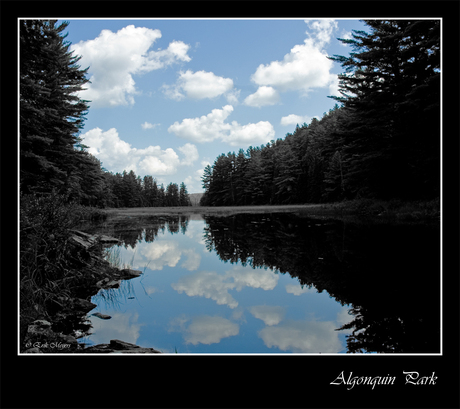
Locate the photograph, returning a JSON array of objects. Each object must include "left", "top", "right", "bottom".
[{"left": 5, "top": 3, "right": 459, "bottom": 407}]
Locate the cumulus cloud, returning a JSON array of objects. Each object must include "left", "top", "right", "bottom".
[
  {"left": 244, "top": 86, "right": 280, "bottom": 107},
  {"left": 171, "top": 270, "right": 239, "bottom": 308},
  {"left": 162, "top": 70, "right": 235, "bottom": 101},
  {"left": 249, "top": 19, "right": 338, "bottom": 97},
  {"left": 178, "top": 143, "right": 199, "bottom": 166},
  {"left": 116, "top": 238, "right": 201, "bottom": 273},
  {"left": 304, "top": 19, "right": 338, "bottom": 47},
  {"left": 168, "top": 105, "right": 233, "bottom": 143},
  {"left": 328, "top": 74, "right": 341, "bottom": 97},
  {"left": 227, "top": 266, "right": 278, "bottom": 292},
  {"left": 80, "top": 127, "right": 197, "bottom": 176},
  {"left": 169, "top": 315, "right": 239, "bottom": 346},
  {"left": 139, "top": 240, "right": 182, "bottom": 270},
  {"left": 250, "top": 305, "right": 285, "bottom": 326},
  {"left": 70, "top": 25, "right": 191, "bottom": 107},
  {"left": 280, "top": 114, "right": 313, "bottom": 127},
  {"left": 258, "top": 319, "right": 344, "bottom": 353},
  {"left": 171, "top": 266, "right": 279, "bottom": 309},
  {"left": 168, "top": 105, "right": 275, "bottom": 147},
  {"left": 180, "top": 249, "right": 202, "bottom": 271}
]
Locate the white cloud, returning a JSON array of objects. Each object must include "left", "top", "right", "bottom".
[
  {"left": 328, "top": 74, "right": 341, "bottom": 96},
  {"left": 304, "top": 19, "right": 338, "bottom": 47},
  {"left": 169, "top": 315, "right": 239, "bottom": 346},
  {"left": 280, "top": 114, "right": 312, "bottom": 127},
  {"left": 258, "top": 319, "right": 344, "bottom": 353},
  {"left": 250, "top": 305, "right": 285, "bottom": 326},
  {"left": 249, "top": 19, "right": 338, "bottom": 97},
  {"left": 138, "top": 240, "right": 183, "bottom": 270},
  {"left": 117, "top": 239, "right": 201, "bottom": 273},
  {"left": 178, "top": 143, "right": 199, "bottom": 166},
  {"left": 163, "top": 70, "right": 235, "bottom": 101},
  {"left": 141, "top": 122, "right": 160, "bottom": 130},
  {"left": 81, "top": 127, "right": 188, "bottom": 176},
  {"left": 225, "top": 89, "right": 241, "bottom": 104},
  {"left": 71, "top": 25, "right": 191, "bottom": 107},
  {"left": 226, "top": 266, "right": 279, "bottom": 291},
  {"left": 171, "top": 266, "right": 279, "bottom": 309},
  {"left": 180, "top": 249, "right": 201, "bottom": 271},
  {"left": 224, "top": 121, "right": 275, "bottom": 147},
  {"left": 244, "top": 86, "right": 280, "bottom": 107},
  {"left": 168, "top": 105, "right": 233, "bottom": 143},
  {"left": 171, "top": 270, "right": 239, "bottom": 308},
  {"left": 82, "top": 127, "right": 133, "bottom": 168},
  {"left": 144, "top": 286, "right": 160, "bottom": 296},
  {"left": 168, "top": 105, "right": 275, "bottom": 147}
]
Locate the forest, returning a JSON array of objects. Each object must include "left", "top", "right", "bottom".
[
  {"left": 200, "top": 20, "right": 440, "bottom": 206},
  {"left": 20, "top": 20, "right": 440, "bottom": 209},
  {"left": 20, "top": 19, "right": 191, "bottom": 208}
]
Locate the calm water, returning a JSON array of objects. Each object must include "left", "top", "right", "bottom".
[{"left": 79, "top": 213, "right": 440, "bottom": 354}]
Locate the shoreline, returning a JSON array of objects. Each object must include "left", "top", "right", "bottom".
[
  {"left": 101, "top": 198, "right": 440, "bottom": 223},
  {"left": 21, "top": 230, "right": 162, "bottom": 354}
]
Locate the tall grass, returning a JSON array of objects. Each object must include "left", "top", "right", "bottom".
[
  {"left": 103, "top": 245, "right": 136, "bottom": 270},
  {"left": 19, "top": 191, "right": 108, "bottom": 340}
]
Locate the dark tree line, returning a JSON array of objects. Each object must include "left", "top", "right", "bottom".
[
  {"left": 101, "top": 171, "right": 191, "bottom": 208},
  {"left": 20, "top": 20, "right": 191, "bottom": 208},
  {"left": 201, "top": 20, "right": 440, "bottom": 206}
]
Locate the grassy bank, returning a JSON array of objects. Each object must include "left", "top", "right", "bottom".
[
  {"left": 101, "top": 198, "right": 440, "bottom": 223},
  {"left": 19, "top": 192, "right": 109, "bottom": 350}
]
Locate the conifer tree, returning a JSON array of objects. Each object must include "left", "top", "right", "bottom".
[
  {"left": 20, "top": 20, "right": 90, "bottom": 194},
  {"left": 328, "top": 20, "right": 440, "bottom": 198},
  {"left": 179, "top": 182, "right": 191, "bottom": 206}
]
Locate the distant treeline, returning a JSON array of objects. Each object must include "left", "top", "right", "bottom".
[
  {"left": 99, "top": 171, "right": 191, "bottom": 208},
  {"left": 19, "top": 20, "right": 190, "bottom": 208},
  {"left": 201, "top": 20, "right": 440, "bottom": 206}
]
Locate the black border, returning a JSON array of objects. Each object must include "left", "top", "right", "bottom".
[{"left": 2, "top": 1, "right": 459, "bottom": 408}]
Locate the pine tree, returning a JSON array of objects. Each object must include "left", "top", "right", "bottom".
[
  {"left": 328, "top": 20, "right": 440, "bottom": 199},
  {"left": 165, "top": 183, "right": 180, "bottom": 206},
  {"left": 179, "top": 182, "right": 191, "bottom": 206},
  {"left": 20, "top": 20, "right": 90, "bottom": 194}
]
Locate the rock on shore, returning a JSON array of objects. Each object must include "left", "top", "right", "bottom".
[
  {"left": 83, "top": 339, "right": 161, "bottom": 354},
  {"left": 21, "top": 230, "right": 158, "bottom": 354}
]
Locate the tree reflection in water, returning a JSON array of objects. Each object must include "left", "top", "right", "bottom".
[{"left": 202, "top": 213, "right": 440, "bottom": 353}]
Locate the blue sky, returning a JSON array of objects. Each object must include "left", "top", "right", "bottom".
[{"left": 61, "top": 18, "right": 368, "bottom": 193}]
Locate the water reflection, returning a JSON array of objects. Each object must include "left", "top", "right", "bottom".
[
  {"left": 203, "top": 213, "right": 440, "bottom": 353},
  {"left": 168, "top": 315, "right": 240, "bottom": 346},
  {"left": 171, "top": 266, "right": 279, "bottom": 309},
  {"left": 83, "top": 311, "right": 143, "bottom": 346},
  {"left": 83, "top": 212, "right": 439, "bottom": 353}
]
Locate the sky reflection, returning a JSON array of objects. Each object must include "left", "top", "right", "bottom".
[{"left": 82, "top": 218, "right": 361, "bottom": 353}]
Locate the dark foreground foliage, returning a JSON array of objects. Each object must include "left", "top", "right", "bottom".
[{"left": 19, "top": 192, "right": 107, "bottom": 342}]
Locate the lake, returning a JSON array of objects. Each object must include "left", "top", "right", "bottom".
[{"left": 78, "top": 212, "right": 440, "bottom": 354}]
